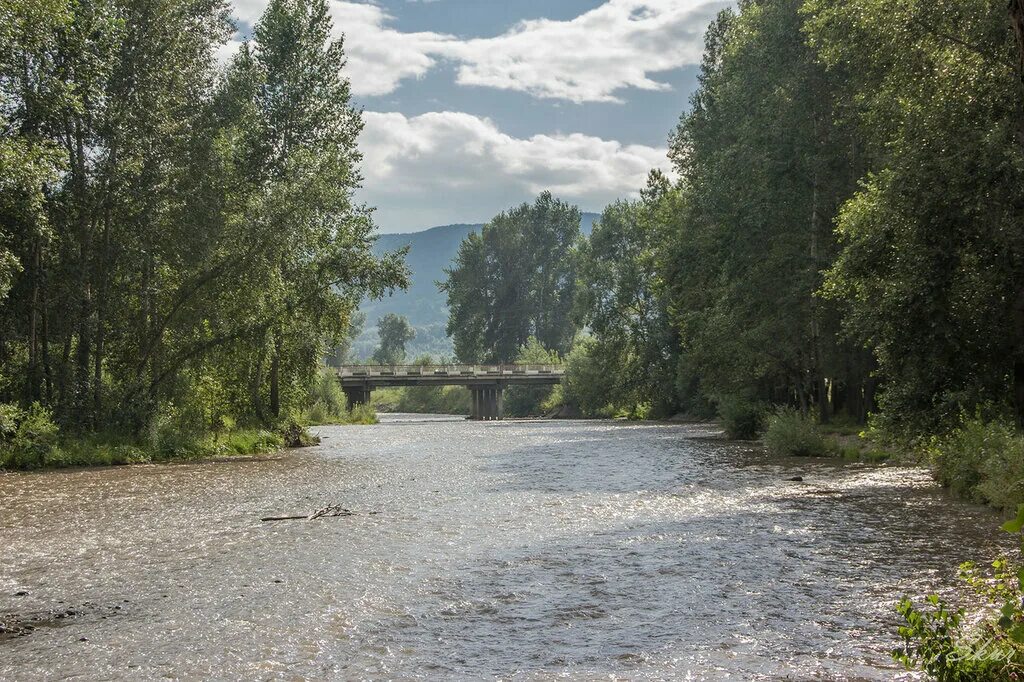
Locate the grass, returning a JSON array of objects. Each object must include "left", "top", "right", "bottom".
[{"left": 3, "top": 427, "right": 287, "bottom": 470}]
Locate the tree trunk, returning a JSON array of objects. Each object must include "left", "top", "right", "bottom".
[
  {"left": 270, "top": 333, "right": 282, "bottom": 419},
  {"left": 26, "top": 238, "right": 41, "bottom": 403}
]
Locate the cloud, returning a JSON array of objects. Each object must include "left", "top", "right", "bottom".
[
  {"left": 226, "top": 0, "right": 727, "bottom": 102},
  {"left": 358, "top": 111, "right": 672, "bottom": 231},
  {"left": 325, "top": 3, "right": 452, "bottom": 97},
  {"left": 443, "top": 1, "right": 729, "bottom": 103}
]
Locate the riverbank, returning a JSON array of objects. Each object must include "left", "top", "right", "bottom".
[{"left": 0, "top": 401, "right": 380, "bottom": 472}]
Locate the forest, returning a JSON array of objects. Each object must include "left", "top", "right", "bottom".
[{"left": 0, "top": 0, "right": 406, "bottom": 466}]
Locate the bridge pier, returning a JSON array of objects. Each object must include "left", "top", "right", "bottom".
[
  {"left": 470, "top": 385, "right": 503, "bottom": 421},
  {"left": 343, "top": 385, "right": 372, "bottom": 408}
]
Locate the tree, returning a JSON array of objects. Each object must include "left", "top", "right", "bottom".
[
  {"left": 373, "top": 314, "right": 415, "bottom": 365},
  {"left": 573, "top": 172, "right": 681, "bottom": 416},
  {"left": 663, "top": 0, "right": 865, "bottom": 422},
  {"left": 0, "top": 0, "right": 406, "bottom": 438},
  {"left": 503, "top": 336, "right": 560, "bottom": 417},
  {"left": 441, "top": 192, "right": 580, "bottom": 363},
  {"left": 807, "top": 0, "right": 1024, "bottom": 434}
]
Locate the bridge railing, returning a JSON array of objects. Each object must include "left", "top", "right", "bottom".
[{"left": 336, "top": 364, "right": 564, "bottom": 377}]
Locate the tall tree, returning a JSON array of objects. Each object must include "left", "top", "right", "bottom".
[
  {"left": 807, "top": 0, "right": 1024, "bottom": 433},
  {"left": 664, "top": 0, "right": 865, "bottom": 420},
  {"left": 441, "top": 192, "right": 580, "bottom": 363},
  {"left": 573, "top": 172, "right": 681, "bottom": 416},
  {"left": 372, "top": 313, "right": 414, "bottom": 365}
]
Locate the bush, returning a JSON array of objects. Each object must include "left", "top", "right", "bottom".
[
  {"left": 718, "top": 396, "right": 764, "bottom": 440},
  {"left": 345, "top": 403, "right": 378, "bottom": 425},
  {"left": 763, "top": 407, "right": 834, "bottom": 457},
  {"left": 893, "top": 508, "right": 1024, "bottom": 679},
  {"left": 929, "top": 418, "right": 1024, "bottom": 511},
  {"left": 306, "top": 371, "right": 347, "bottom": 423},
  {"left": 218, "top": 429, "right": 283, "bottom": 455},
  {"left": 0, "top": 402, "right": 61, "bottom": 469},
  {"left": 147, "top": 404, "right": 205, "bottom": 459}
]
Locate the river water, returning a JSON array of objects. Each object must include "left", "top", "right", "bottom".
[{"left": 0, "top": 416, "right": 1010, "bottom": 680}]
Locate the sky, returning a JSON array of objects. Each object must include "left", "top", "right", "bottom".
[{"left": 226, "top": 0, "right": 732, "bottom": 233}]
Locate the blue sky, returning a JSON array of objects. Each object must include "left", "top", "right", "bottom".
[{"left": 227, "top": 0, "right": 730, "bottom": 232}]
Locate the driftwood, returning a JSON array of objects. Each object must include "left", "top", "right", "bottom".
[{"left": 261, "top": 505, "right": 368, "bottom": 522}]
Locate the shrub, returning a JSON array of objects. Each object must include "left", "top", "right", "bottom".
[
  {"left": 718, "top": 396, "right": 764, "bottom": 440},
  {"left": 893, "top": 508, "right": 1024, "bottom": 678},
  {"left": 0, "top": 402, "right": 62, "bottom": 469},
  {"left": 763, "top": 407, "right": 833, "bottom": 457},
  {"left": 345, "top": 403, "right": 378, "bottom": 425},
  {"left": 307, "top": 371, "right": 346, "bottom": 421},
  {"left": 929, "top": 418, "right": 1024, "bottom": 510},
  {"left": 147, "top": 404, "right": 204, "bottom": 459}
]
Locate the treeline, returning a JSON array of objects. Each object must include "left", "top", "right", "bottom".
[
  {"left": 0, "top": 0, "right": 405, "bottom": 462},
  {"left": 444, "top": 0, "right": 1024, "bottom": 445}
]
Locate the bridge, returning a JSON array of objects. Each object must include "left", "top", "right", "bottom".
[{"left": 336, "top": 364, "right": 565, "bottom": 420}]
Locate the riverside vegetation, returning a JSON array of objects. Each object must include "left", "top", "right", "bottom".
[{"left": 0, "top": 0, "right": 404, "bottom": 468}]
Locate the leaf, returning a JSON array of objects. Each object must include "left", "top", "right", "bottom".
[{"left": 1001, "top": 505, "right": 1024, "bottom": 534}]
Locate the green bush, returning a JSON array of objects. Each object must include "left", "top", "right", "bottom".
[
  {"left": 345, "top": 403, "right": 378, "bottom": 425},
  {"left": 763, "top": 407, "right": 833, "bottom": 457},
  {"left": 218, "top": 429, "right": 283, "bottom": 455},
  {"left": 306, "top": 371, "right": 347, "bottom": 422},
  {"left": 718, "top": 396, "right": 764, "bottom": 440},
  {"left": 0, "top": 402, "right": 61, "bottom": 469},
  {"left": 929, "top": 418, "right": 1024, "bottom": 511},
  {"left": 147, "top": 404, "right": 204, "bottom": 459},
  {"left": 893, "top": 508, "right": 1024, "bottom": 679}
]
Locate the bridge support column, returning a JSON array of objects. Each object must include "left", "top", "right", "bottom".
[
  {"left": 343, "top": 385, "right": 372, "bottom": 408},
  {"left": 470, "top": 385, "right": 504, "bottom": 420}
]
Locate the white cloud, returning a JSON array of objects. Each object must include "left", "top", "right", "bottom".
[
  {"left": 358, "top": 111, "right": 672, "bottom": 231},
  {"left": 326, "top": 2, "right": 452, "bottom": 97},
  {"left": 443, "top": 0, "right": 728, "bottom": 103},
  {"left": 227, "top": 0, "right": 727, "bottom": 102}
]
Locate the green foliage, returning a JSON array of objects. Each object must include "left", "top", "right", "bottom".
[
  {"left": 0, "top": 0, "right": 406, "bottom": 440},
  {"left": 561, "top": 339, "right": 617, "bottom": 418},
  {"left": 930, "top": 418, "right": 1024, "bottom": 512},
  {"left": 893, "top": 513, "right": 1024, "bottom": 679},
  {"left": 0, "top": 402, "right": 60, "bottom": 469},
  {"left": 573, "top": 180, "right": 682, "bottom": 418},
  {"left": 303, "top": 370, "right": 348, "bottom": 424},
  {"left": 808, "top": 0, "right": 1024, "bottom": 435},
  {"left": 718, "top": 396, "right": 765, "bottom": 441},
  {"left": 441, "top": 192, "right": 581, "bottom": 363},
  {"left": 373, "top": 314, "right": 416, "bottom": 365},
  {"left": 345, "top": 403, "right": 379, "bottom": 425},
  {"left": 763, "top": 407, "right": 834, "bottom": 457},
  {"left": 504, "top": 337, "right": 561, "bottom": 417}
]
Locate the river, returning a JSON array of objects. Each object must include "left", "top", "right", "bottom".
[{"left": 0, "top": 416, "right": 1010, "bottom": 680}]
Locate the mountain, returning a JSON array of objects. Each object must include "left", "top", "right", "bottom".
[{"left": 352, "top": 212, "right": 601, "bottom": 360}]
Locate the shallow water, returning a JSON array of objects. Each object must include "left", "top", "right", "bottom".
[{"left": 0, "top": 416, "right": 1009, "bottom": 679}]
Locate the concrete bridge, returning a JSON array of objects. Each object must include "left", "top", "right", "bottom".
[{"left": 337, "top": 364, "right": 565, "bottom": 420}]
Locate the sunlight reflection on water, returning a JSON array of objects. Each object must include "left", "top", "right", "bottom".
[{"left": 0, "top": 416, "right": 1009, "bottom": 680}]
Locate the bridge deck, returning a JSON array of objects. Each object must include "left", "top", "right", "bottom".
[{"left": 336, "top": 364, "right": 565, "bottom": 387}]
